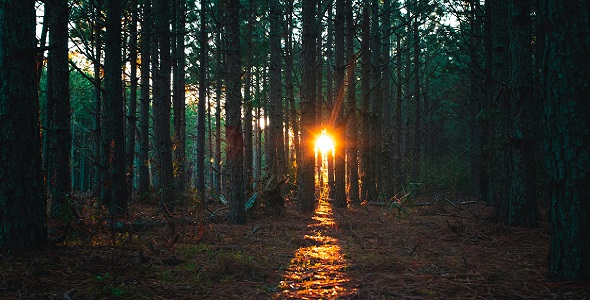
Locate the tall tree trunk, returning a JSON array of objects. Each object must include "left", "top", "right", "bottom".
[
  {"left": 243, "top": 0, "right": 254, "bottom": 196},
  {"left": 326, "top": 2, "right": 335, "bottom": 199},
  {"left": 285, "top": 0, "right": 298, "bottom": 180},
  {"left": 126, "top": 0, "right": 139, "bottom": 200},
  {"left": 269, "top": 0, "right": 285, "bottom": 179},
  {"left": 394, "top": 34, "right": 404, "bottom": 193},
  {"left": 47, "top": 0, "right": 72, "bottom": 219},
  {"left": 411, "top": 0, "right": 421, "bottom": 183},
  {"left": 197, "top": 0, "right": 208, "bottom": 195},
  {"left": 297, "top": 0, "right": 318, "bottom": 213},
  {"left": 225, "top": 0, "right": 245, "bottom": 224},
  {"left": 369, "top": 0, "right": 381, "bottom": 200},
  {"left": 380, "top": 0, "right": 394, "bottom": 197},
  {"left": 315, "top": 2, "right": 324, "bottom": 187},
  {"left": 214, "top": 4, "right": 223, "bottom": 194},
  {"left": 360, "top": 2, "right": 371, "bottom": 201},
  {"left": 153, "top": 0, "right": 174, "bottom": 210},
  {"left": 508, "top": 0, "right": 537, "bottom": 227},
  {"left": 173, "top": 0, "right": 187, "bottom": 192},
  {"left": 0, "top": 0, "right": 48, "bottom": 250},
  {"left": 489, "top": 0, "right": 510, "bottom": 220},
  {"left": 104, "top": 0, "right": 128, "bottom": 215},
  {"left": 138, "top": 0, "right": 152, "bottom": 195},
  {"left": 92, "top": 2, "right": 104, "bottom": 197},
  {"left": 345, "top": 0, "right": 359, "bottom": 205},
  {"left": 541, "top": 0, "right": 590, "bottom": 281},
  {"left": 333, "top": 0, "right": 346, "bottom": 208},
  {"left": 285, "top": 0, "right": 299, "bottom": 181}
]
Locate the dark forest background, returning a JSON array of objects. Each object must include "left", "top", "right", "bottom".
[{"left": 0, "top": 0, "right": 589, "bottom": 283}]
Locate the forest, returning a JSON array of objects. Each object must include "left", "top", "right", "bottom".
[{"left": 0, "top": 0, "right": 589, "bottom": 298}]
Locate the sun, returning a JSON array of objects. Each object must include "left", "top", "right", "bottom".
[{"left": 315, "top": 130, "right": 335, "bottom": 153}]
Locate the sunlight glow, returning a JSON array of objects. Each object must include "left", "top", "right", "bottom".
[{"left": 315, "top": 130, "right": 335, "bottom": 154}]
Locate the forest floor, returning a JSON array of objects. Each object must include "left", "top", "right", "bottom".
[{"left": 1, "top": 191, "right": 589, "bottom": 299}]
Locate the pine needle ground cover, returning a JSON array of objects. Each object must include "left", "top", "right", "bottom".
[{"left": 1, "top": 196, "right": 588, "bottom": 299}]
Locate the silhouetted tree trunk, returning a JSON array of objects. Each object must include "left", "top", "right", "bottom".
[
  {"left": 411, "top": 0, "right": 421, "bottom": 182},
  {"left": 172, "top": 0, "right": 187, "bottom": 192},
  {"left": 285, "top": 0, "right": 298, "bottom": 179},
  {"left": 47, "top": 0, "right": 72, "bottom": 219},
  {"left": 225, "top": 0, "right": 245, "bottom": 224},
  {"left": 489, "top": 0, "right": 510, "bottom": 220},
  {"left": 0, "top": 0, "right": 48, "bottom": 250},
  {"left": 269, "top": 0, "right": 285, "bottom": 179},
  {"left": 333, "top": 0, "right": 346, "bottom": 208},
  {"left": 326, "top": 2, "right": 335, "bottom": 199},
  {"left": 369, "top": 0, "right": 381, "bottom": 200},
  {"left": 394, "top": 34, "right": 404, "bottom": 192},
  {"left": 243, "top": 0, "right": 254, "bottom": 196},
  {"left": 153, "top": 0, "right": 174, "bottom": 210},
  {"left": 104, "top": 0, "right": 128, "bottom": 215},
  {"left": 197, "top": 0, "right": 207, "bottom": 195},
  {"left": 541, "top": 0, "right": 590, "bottom": 282},
  {"left": 507, "top": 0, "right": 537, "bottom": 227},
  {"left": 214, "top": 1, "right": 223, "bottom": 194},
  {"left": 126, "top": 0, "right": 138, "bottom": 200},
  {"left": 138, "top": 0, "right": 152, "bottom": 195},
  {"left": 345, "top": 0, "right": 359, "bottom": 205},
  {"left": 297, "top": 0, "right": 318, "bottom": 213},
  {"left": 380, "top": 0, "right": 394, "bottom": 197},
  {"left": 360, "top": 2, "right": 371, "bottom": 201},
  {"left": 315, "top": 2, "right": 324, "bottom": 187}
]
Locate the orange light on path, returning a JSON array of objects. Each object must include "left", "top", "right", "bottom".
[{"left": 315, "top": 129, "right": 335, "bottom": 154}]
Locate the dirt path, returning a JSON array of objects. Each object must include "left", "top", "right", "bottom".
[{"left": 276, "top": 197, "right": 357, "bottom": 298}]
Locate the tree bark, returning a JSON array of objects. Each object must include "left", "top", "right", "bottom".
[
  {"left": 360, "top": 2, "right": 371, "bottom": 201},
  {"left": 153, "top": 0, "right": 175, "bottom": 210},
  {"left": 380, "top": 0, "right": 394, "bottom": 197},
  {"left": 104, "top": 0, "right": 128, "bottom": 215},
  {"left": 345, "top": 0, "right": 359, "bottom": 205},
  {"left": 225, "top": 0, "right": 245, "bottom": 224},
  {"left": 541, "top": 0, "right": 590, "bottom": 281},
  {"left": 47, "top": 0, "right": 72, "bottom": 219},
  {"left": 138, "top": 0, "right": 152, "bottom": 195},
  {"left": 333, "top": 0, "right": 346, "bottom": 208},
  {"left": 297, "top": 0, "right": 318, "bottom": 213},
  {"left": 173, "top": 0, "right": 187, "bottom": 193},
  {"left": 197, "top": 0, "right": 208, "bottom": 195},
  {"left": 243, "top": 0, "right": 254, "bottom": 196},
  {"left": 0, "top": 0, "right": 48, "bottom": 250},
  {"left": 269, "top": 0, "right": 285, "bottom": 179},
  {"left": 507, "top": 0, "right": 537, "bottom": 227},
  {"left": 127, "top": 0, "right": 139, "bottom": 200}
]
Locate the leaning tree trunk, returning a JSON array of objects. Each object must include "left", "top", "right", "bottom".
[
  {"left": 541, "top": 0, "right": 590, "bottom": 282},
  {"left": 0, "top": 0, "right": 48, "bottom": 250}
]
